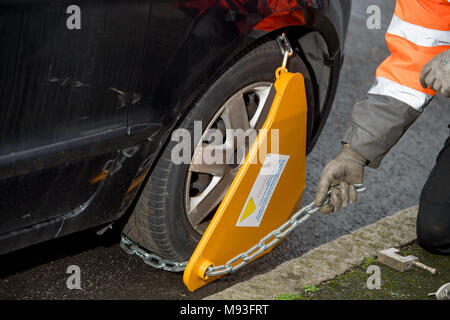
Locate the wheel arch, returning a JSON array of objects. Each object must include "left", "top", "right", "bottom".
[{"left": 148, "top": 7, "right": 343, "bottom": 169}]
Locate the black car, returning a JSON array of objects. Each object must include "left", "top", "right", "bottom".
[{"left": 0, "top": 0, "right": 351, "bottom": 262}]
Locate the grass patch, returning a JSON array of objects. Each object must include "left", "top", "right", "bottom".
[
  {"left": 276, "top": 293, "right": 306, "bottom": 300},
  {"left": 303, "top": 285, "right": 319, "bottom": 294},
  {"left": 362, "top": 257, "right": 377, "bottom": 268}
]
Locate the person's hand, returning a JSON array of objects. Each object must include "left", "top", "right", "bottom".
[
  {"left": 314, "top": 145, "right": 366, "bottom": 214},
  {"left": 420, "top": 49, "right": 450, "bottom": 97}
]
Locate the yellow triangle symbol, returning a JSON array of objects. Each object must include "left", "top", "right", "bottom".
[{"left": 240, "top": 197, "right": 256, "bottom": 222}]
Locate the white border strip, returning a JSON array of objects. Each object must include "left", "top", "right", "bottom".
[
  {"left": 387, "top": 15, "right": 450, "bottom": 47},
  {"left": 368, "top": 77, "right": 432, "bottom": 111}
]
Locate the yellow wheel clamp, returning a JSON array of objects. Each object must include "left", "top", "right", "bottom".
[
  {"left": 118, "top": 35, "right": 367, "bottom": 292},
  {"left": 183, "top": 38, "right": 309, "bottom": 291}
]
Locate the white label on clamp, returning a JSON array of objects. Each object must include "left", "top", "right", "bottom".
[{"left": 235, "top": 153, "right": 289, "bottom": 227}]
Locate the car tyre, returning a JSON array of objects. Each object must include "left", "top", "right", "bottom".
[{"left": 122, "top": 38, "right": 315, "bottom": 261}]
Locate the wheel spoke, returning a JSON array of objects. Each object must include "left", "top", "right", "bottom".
[
  {"left": 190, "top": 144, "right": 230, "bottom": 176},
  {"left": 222, "top": 92, "right": 251, "bottom": 132},
  {"left": 187, "top": 172, "right": 234, "bottom": 228},
  {"left": 249, "top": 85, "right": 272, "bottom": 129}
]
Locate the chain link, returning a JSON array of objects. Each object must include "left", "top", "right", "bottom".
[
  {"left": 276, "top": 32, "right": 293, "bottom": 71},
  {"left": 120, "top": 184, "right": 367, "bottom": 277}
]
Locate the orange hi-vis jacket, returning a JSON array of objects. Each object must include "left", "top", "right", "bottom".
[{"left": 369, "top": 0, "right": 450, "bottom": 110}]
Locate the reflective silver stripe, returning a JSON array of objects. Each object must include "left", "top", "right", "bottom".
[
  {"left": 368, "top": 77, "right": 432, "bottom": 111},
  {"left": 387, "top": 15, "right": 450, "bottom": 47}
]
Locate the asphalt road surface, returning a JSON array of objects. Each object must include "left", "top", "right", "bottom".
[{"left": 1, "top": 0, "right": 449, "bottom": 300}]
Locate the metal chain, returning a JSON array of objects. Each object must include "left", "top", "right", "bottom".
[
  {"left": 120, "top": 184, "right": 367, "bottom": 276},
  {"left": 120, "top": 236, "right": 187, "bottom": 272}
]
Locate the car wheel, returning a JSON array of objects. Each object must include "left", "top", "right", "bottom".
[{"left": 122, "top": 38, "right": 315, "bottom": 261}]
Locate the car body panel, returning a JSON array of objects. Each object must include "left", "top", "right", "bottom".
[{"left": 0, "top": 0, "right": 351, "bottom": 254}]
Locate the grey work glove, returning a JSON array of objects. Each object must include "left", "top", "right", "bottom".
[
  {"left": 314, "top": 145, "right": 366, "bottom": 214},
  {"left": 420, "top": 49, "right": 450, "bottom": 97}
]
